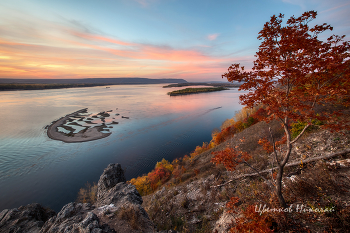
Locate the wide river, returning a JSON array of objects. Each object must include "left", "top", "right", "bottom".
[{"left": 0, "top": 84, "right": 244, "bottom": 212}]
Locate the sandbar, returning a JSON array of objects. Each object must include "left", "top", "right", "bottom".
[{"left": 47, "top": 108, "right": 111, "bottom": 143}]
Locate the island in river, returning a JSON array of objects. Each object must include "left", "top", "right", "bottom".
[
  {"left": 47, "top": 108, "right": 126, "bottom": 143},
  {"left": 163, "top": 82, "right": 241, "bottom": 88},
  {"left": 167, "top": 87, "right": 229, "bottom": 96}
]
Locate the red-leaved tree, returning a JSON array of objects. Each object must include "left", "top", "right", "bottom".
[{"left": 216, "top": 11, "right": 350, "bottom": 207}]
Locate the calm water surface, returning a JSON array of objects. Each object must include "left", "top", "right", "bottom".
[{"left": 0, "top": 84, "right": 244, "bottom": 212}]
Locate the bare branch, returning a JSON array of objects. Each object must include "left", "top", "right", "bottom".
[
  {"left": 230, "top": 148, "right": 350, "bottom": 180},
  {"left": 291, "top": 124, "right": 310, "bottom": 144},
  {"left": 242, "top": 161, "right": 275, "bottom": 189}
]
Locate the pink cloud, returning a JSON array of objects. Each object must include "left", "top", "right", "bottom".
[
  {"left": 60, "top": 30, "right": 224, "bottom": 62},
  {"left": 68, "top": 31, "right": 135, "bottom": 46},
  {"left": 0, "top": 13, "right": 248, "bottom": 81},
  {"left": 207, "top": 33, "right": 219, "bottom": 41}
]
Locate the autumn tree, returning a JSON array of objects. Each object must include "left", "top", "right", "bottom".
[{"left": 219, "top": 11, "right": 350, "bottom": 207}]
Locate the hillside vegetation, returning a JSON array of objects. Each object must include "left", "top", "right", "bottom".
[{"left": 139, "top": 105, "right": 350, "bottom": 232}]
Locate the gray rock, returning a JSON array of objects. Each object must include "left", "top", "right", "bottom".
[
  {"left": 0, "top": 203, "right": 55, "bottom": 233},
  {"left": 95, "top": 163, "right": 155, "bottom": 232},
  {"left": 97, "top": 182, "right": 143, "bottom": 207},
  {"left": 40, "top": 202, "right": 115, "bottom": 233},
  {"left": 0, "top": 163, "right": 154, "bottom": 233},
  {"left": 97, "top": 164, "right": 126, "bottom": 200}
]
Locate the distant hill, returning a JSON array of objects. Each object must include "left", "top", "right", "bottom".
[{"left": 0, "top": 77, "right": 187, "bottom": 85}]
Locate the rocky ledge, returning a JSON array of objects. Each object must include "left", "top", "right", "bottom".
[{"left": 0, "top": 164, "right": 160, "bottom": 233}]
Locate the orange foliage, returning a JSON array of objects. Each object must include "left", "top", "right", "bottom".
[
  {"left": 226, "top": 196, "right": 240, "bottom": 214},
  {"left": 231, "top": 205, "right": 274, "bottom": 233},
  {"left": 211, "top": 148, "right": 251, "bottom": 171},
  {"left": 258, "top": 136, "right": 287, "bottom": 154},
  {"left": 183, "top": 154, "right": 190, "bottom": 161},
  {"left": 258, "top": 138, "right": 273, "bottom": 154},
  {"left": 148, "top": 165, "right": 171, "bottom": 190},
  {"left": 172, "top": 165, "right": 186, "bottom": 179},
  {"left": 226, "top": 197, "right": 274, "bottom": 233},
  {"left": 129, "top": 158, "right": 173, "bottom": 195},
  {"left": 213, "top": 108, "right": 266, "bottom": 145},
  {"left": 272, "top": 171, "right": 277, "bottom": 180},
  {"left": 222, "top": 11, "right": 349, "bottom": 130},
  {"left": 129, "top": 175, "right": 151, "bottom": 196}
]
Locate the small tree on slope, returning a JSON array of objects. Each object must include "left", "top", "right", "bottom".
[{"left": 217, "top": 11, "right": 350, "bottom": 208}]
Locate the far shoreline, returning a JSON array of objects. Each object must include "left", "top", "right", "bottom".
[{"left": 0, "top": 78, "right": 188, "bottom": 91}]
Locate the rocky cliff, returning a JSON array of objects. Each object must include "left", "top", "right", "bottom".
[{"left": 0, "top": 163, "right": 157, "bottom": 233}]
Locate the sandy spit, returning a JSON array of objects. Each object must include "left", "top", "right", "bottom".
[{"left": 47, "top": 108, "right": 111, "bottom": 143}]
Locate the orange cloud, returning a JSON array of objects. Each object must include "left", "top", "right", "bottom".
[{"left": 0, "top": 13, "right": 245, "bottom": 81}]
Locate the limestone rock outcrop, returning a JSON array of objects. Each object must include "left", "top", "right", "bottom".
[
  {"left": 95, "top": 163, "right": 155, "bottom": 232},
  {"left": 40, "top": 202, "right": 115, "bottom": 233},
  {"left": 0, "top": 163, "right": 155, "bottom": 233},
  {"left": 97, "top": 163, "right": 126, "bottom": 200},
  {"left": 0, "top": 203, "right": 55, "bottom": 233}
]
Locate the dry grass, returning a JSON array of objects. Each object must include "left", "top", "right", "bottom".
[
  {"left": 76, "top": 182, "right": 97, "bottom": 204},
  {"left": 117, "top": 205, "right": 146, "bottom": 230}
]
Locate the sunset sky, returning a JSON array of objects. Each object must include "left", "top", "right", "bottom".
[{"left": 0, "top": 0, "right": 349, "bottom": 82}]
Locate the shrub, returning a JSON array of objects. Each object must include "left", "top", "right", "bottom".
[
  {"left": 291, "top": 119, "right": 323, "bottom": 139},
  {"left": 76, "top": 182, "right": 97, "bottom": 204},
  {"left": 129, "top": 158, "right": 173, "bottom": 195},
  {"left": 118, "top": 206, "right": 144, "bottom": 230}
]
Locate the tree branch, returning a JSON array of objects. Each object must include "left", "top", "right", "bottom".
[
  {"left": 291, "top": 124, "right": 310, "bottom": 144},
  {"left": 226, "top": 148, "right": 350, "bottom": 181},
  {"left": 242, "top": 161, "right": 275, "bottom": 189}
]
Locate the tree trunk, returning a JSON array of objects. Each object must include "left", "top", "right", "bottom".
[{"left": 276, "top": 164, "right": 287, "bottom": 208}]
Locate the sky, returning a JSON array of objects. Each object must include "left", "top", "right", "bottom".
[{"left": 0, "top": 0, "right": 349, "bottom": 82}]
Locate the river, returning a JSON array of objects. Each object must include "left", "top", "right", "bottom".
[{"left": 0, "top": 84, "right": 244, "bottom": 212}]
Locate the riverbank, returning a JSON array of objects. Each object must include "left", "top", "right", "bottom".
[{"left": 47, "top": 108, "right": 112, "bottom": 143}]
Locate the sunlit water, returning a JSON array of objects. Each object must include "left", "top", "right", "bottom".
[{"left": 0, "top": 84, "right": 244, "bottom": 212}]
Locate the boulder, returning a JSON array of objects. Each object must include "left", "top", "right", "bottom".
[
  {"left": 0, "top": 163, "right": 155, "bottom": 233},
  {"left": 95, "top": 163, "right": 155, "bottom": 232},
  {"left": 0, "top": 203, "right": 55, "bottom": 233},
  {"left": 96, "top": 182, "right": 143, "bottom": 207},
  {"left": 40, "top": 202, "right": 115, "bottom": 233},
  {"left": 97, "top": 163, "right": 126, "bottom": 200}
]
